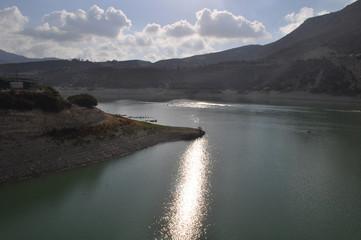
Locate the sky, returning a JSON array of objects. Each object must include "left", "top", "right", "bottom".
[{"left": 0, "top": 0, "right": 357, "bottom": 62}]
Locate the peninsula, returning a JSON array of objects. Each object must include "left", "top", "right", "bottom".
[{"left": 0, "top": 88, "right": 204, "bottom": 185}]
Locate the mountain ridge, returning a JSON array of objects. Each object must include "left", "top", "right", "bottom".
[
  {"left": 155, "top": 0, "right": 361, "bottom": 67},
  {"left": 0, "top": 0, "right": 360, "bottom": 97},
  {"left": 0, "top": 49, "right": 59, "bottom": 64},
  {"left": 1, "top": 1, "right": 360, "bottom": 66}
]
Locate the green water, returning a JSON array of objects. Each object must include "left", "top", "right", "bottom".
[{"left": 1, "top": 100, "right": 360, "bottom": 239}]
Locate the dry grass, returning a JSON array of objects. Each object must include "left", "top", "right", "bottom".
[{"left": 46, "top": 114, "right": 171, "bottom": 144}]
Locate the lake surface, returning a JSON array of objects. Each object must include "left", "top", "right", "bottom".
[{"left": 1, "top": 100, "right": 361, "bottom": 239}]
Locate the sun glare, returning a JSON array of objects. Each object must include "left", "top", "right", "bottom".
[{"left": 157, "top": 138, "right": 211, "bottom": 239}]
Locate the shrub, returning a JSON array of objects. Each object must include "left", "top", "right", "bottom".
[
  {"left": 34, "top": 92, "right": 66, "bottom": 112},
  {"left": 67, "top": 94, "right": 98, "bottom": 108},
  {"left": 0, "top": 91, "right": 15, "bottom": 108},
  {"left": 0, "top": 78, "right": 9, "bottom": 90},
  {"left": 0, "top": 86, "right": 70, "bottom": 112},
  {"left": 14, "top": 97, "right": 34, "bottom": 110},
  {"left": 42, "top": 86, "right": 61, "bottom": 98}
]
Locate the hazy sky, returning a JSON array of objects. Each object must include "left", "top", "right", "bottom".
[{"left": 0, "top": 0, "right": 356, "bottom": 62}]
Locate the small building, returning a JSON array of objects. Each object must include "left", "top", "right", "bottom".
[
  {"left": 9, "top": 81, "right": 24, "bottom": 89},
  {"left": 0, "top": 78, "right": 40, "bottom": 90}
]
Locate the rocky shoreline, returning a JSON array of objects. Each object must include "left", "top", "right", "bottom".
[{"left": 0, "top": 106, "right": 204, "bottom": 185}]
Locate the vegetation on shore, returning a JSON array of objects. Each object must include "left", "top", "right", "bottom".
[
  {"left": 0, "top": 86, "right": 70, "bottom": 112},
  {"left": 46, "top": 114, "right": 170, "bottom": 143},
  {"left": 0, "top": 86, "right": 101, "bottom": 112},
  {"left": 67, "top": 93, "right": 97, "bottom": 108},
  {"left": 46, "top": 112, "right": 202, "bottom": 145},
  {"left": 0, "top": 89, "right": 205, "bottom": 184}
]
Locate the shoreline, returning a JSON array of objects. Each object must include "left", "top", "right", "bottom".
[
  {"left": 57, "top": 87, "right": 361, "bottom": 109},
  {"left": 0, "top": 108, "right": 204, "bottom": 185}
]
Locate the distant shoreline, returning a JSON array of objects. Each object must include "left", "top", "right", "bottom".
[{"left": 58, "top": 87, "right": 361, "bottom": 109}]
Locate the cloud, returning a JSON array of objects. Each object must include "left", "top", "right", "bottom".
[
  {"left": 0, "top": 5, "right": 270, "bottom": 62},
  {"left": 279, "top": 7, "right": 314, "bottom": 35},
  {"left": 125, "top": 8, "right": 271, "bottom": 61},
  {"left": 279, "top": 7, "right": 329, "bottom": 35},
  {"left": 23, "top": 5, "right": 131, "bottom": 41},
  {"left": 144, "top": 23, "right": 161, "bottom": 35},
  {"left": 346, "top": 0, "right": 357, "bottom": 5},
  {"left": 195, "top": 8, "right": 270, "bottom": 40},
  {"left": 317, "top": 10, "right": 330, "bottom": 16},
  {"left": 164, "top": 20, "right": 195, "bottom": 37},
  {"left": 0, "top": 6, "right": 33, "bottom": 55},
  {"left": 180, "top": 38, "right": 207, "bottom": 52},
  {"left": 141, "top": 9, "right": 271, "bottom": 42},
  {"left": 0, "top": 6, "right": 28, "bottom": 32}
]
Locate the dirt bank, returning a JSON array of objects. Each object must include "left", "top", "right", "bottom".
[{"left": 0, "top": 106, "right": 204, "bottom": 185}]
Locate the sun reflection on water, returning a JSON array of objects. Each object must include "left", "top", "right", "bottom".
[{"left": 156, "top": 138, "right": 211, "bottom": 240}]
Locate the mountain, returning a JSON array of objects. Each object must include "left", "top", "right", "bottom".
[
  {"left": 0, "top": 50, "right": 31, "bottom": 64},
  {"left": 156, "top": 0, "right": 361, "bottom": 67},
  {"left": 0, "top": 1, "right": 360, "bottom": 97},
  {"left": 0, "top": 49, "right": 59, "bottom": 64},
  {"left": 154, "top": 45, "right": 264, "bottom": 67},
  {"left": 262, "top": 0, "right": 361, "bottom": 61}
]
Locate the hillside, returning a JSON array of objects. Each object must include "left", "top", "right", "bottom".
[
  {"left": 0, "top": 91, "right": 204, "bottom": 184},
  {"left": 0, "top": 1, "right": 360, "bottom": 98},
  {"left": 154, "top": 45, "right": 264, "bottom": 67},
  {"left": 155, "top": 0, "right": 361, "bottom": 66}
]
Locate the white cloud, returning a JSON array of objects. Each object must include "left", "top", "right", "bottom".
[
  {"left": 162, "top": 37, "right": 212, "bottom": 58},
  {"left": 164, "top": 20, "right": 195, "bottom": 37},
  {"left": 346, "top": 0, "right": 357, "bottom": 5},
  {"left": 23, "top": 5, "right": 131, "bottom": 41},
  {"left": 0, "top": 6, "right": 33, "bottom": 55},
  {"left": 144, "top": 23, "right": 161, "bottom": 35},
  {"left": 317, "top": 10, "right": 330, "bottom": 16},
  {"left": 134, "top": 8, "right": 271, "bottom": 60},
  {"left": 0, "top": 5, "right": 270, "bottom": 62},
  {"left": 279, "top": 7, "right": 314, "bottom": 35},
  {"left": 195, "top": 8, "right": 270, "bottom": 40},
  {"left": 0, "top": 6, "right": 28, "bottom": 32},
  {"left": 279, "top": 7, "right": 330, "bottom": 35},
  {"left": 180, "top": 38, "right": 207, "bottom": 52},
  {"left": 285, "top": 7, "right": 314, "bottom": 23}
]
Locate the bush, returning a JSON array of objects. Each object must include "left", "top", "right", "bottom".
[
  {"left": 0, "top": 86, "right": 70, "bottom": 112},
  {"left": 34, "top": 93, "right": 66, "bottom": 112},
  {"left": 0, "top": 78, "right": 10, "bottom": 90},
  {"left": 14, "top": 97, "right": 34, "bottom": 110},
  {"left": 42, "top": 86, "right": 61, "bottom": 98},
  {"left": 67, "top": 94, "right": 98, "bottom": 108},
  {"left": 0, "top": 91, "right": 15, "bottom": 109}
]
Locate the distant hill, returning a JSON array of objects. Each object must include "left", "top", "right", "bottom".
[
  {"left": 154, "top": 45, "right": 264, "bottom": 67},
  {"left": 0, "top": 49, "right": 59, "bottom": 64},
  {"left": 0, "top": 1, "right": 360, "bottom": 97}
]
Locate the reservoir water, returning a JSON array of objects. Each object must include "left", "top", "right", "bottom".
[{"left": 1, "top": 100, "right": 360, "bottom": 239}]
